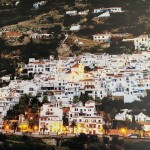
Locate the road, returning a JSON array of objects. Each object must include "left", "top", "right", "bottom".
[{"left": 3, "top": 131, "right": 150, "bottom": 141}]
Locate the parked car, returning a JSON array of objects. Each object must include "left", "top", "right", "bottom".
[{"left": 129, "top": 134, "right": 140, "bottom": 138}]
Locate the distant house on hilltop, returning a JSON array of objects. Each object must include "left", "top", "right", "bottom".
[
  {"left": 93, "top": 33, "right": 111, "bottom": 42},
  {"left": 70, "top": 24, "right": 81, "bottom": 31},
  {"left": 4, "top": 31, "right": 23, "bottom": 39},
  {"left": 97, "top": 11, "right": 110, "bottom": 18},
  {"left": 33, "top": 1, "right": 47, "bottom": 9},
  {"left": 66, "top": 10, "right": 77, "bottom": 16},
  {"left": 78, "top": 10, "right": 89, "bottom": 15},
  {"left": 107, "top": 7, "right": 124, "bottom": 13},
  {"left": 94, "top": 7, "right": 124, "bottom": 14},
  {"left": 134, "top": 35, "right": 150, "bottom": 50}
]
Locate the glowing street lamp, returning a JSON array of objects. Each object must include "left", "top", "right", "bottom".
[
  {"left": 5, "top": 125, "right": 9, "bottom": 133},
  {"left": 120, "top": 128, "right": 127, "bottom": 137},
  {"left": 33, "top": 125, "right": 38, "bottom": 131},
  {"left": 5, "top": 125, "right": 9, "bottom": 130}
]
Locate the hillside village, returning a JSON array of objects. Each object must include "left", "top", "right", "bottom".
[
  {"left": 1, "top": 0, "right": 150, "bottom": 139},
  {"left": 0, "top": 52, "right": 150, "bottom": 135}
]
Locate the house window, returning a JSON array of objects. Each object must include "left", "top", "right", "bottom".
[{"left": 29, "top": 88, "right": 34, "bottom": 91}]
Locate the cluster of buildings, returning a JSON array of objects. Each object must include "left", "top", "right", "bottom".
[
  {"left": 1, "top": 51, "right": 150, "bottom": 133},
  {"left": 24, "top": 51, "right": 150, "bottom": 103},
  {"left": 33, "top": 1, "right": 47, "bottom": 9},
  {"left": 65, "top": 7, "right": 124, "bottom": 32},
  {"left": 92, "top": 33, "right": 150, "bottom": 51},
  {"left": 66, "top": 7, "right": 124, "bottom": 17},
  {"left": 92, "top": 33, "right": 131, "bottom": 48},
  {"left": 39, "top": 100, "right": 103, "bottom": 135},
  {"left": 0, "top": 0, "right": 20, "bottom": 8},
  {"left": 115, "top": 109, "right": 150, "bottom": 131}
]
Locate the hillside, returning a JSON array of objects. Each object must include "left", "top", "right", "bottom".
[{"left": 0, "top": 0, "right": 149, "bottom": 77}]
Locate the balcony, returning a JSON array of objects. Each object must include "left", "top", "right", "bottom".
[{"left": 45, "top": 112, "right": 54, "bottom": 115}]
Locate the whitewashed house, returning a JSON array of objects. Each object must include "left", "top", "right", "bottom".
[
  {"left": 134, "top": 35, "right": 150, "bottom": 50},
  {"left": 93, "top": 33, "right": 111, "bottom": 42},
  {"left": 78, "top": 10, "right": 89, "bottom": 15},
  {"left": 39, "top": 102, "right": 63, "bottom": 134},
  {"left": 107, "top": 7, "right": 124, "bottom": 13},
  {"left": 97, "top": 11, "right": 110, "bottom": 18},
  {"left": 70, "top": 25, "right": 81, "bottom": 31},
  {"left": 66, "top": 10, "right": 77, "bottom": 16},
  {"left": 69, "top": 100, "right": 104, "bottom": 134}
]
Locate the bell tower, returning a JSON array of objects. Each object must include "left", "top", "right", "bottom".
[{"left": 78, "top": 63, "right": 84, "bottom": 76}]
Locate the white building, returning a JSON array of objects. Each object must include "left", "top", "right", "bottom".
[
  {"left": 93, "top": 33, "right": 111, "bottom": 42},
  {"left": 69, "top": 100, "right": 104, "bottom": 134},
  {"left": 66, "top": 10, "right": 77, "bottom": 16},
  {"left": 39, "top": 102, "right": 63, "bottom": 134},
  {"left": 115, "top": 109, "right": 132, "bottom": 121},
  {"left": 107, "top": 7, "right": 124, "bottom": 13},
  {"left": 97, "top": 11, "right": 110, "bottom": 18},
  {"left": 93, "top": 7, "right": 124, "bottom": 13},
  {"left": 134, "top": 35, "right": 150, "bottom": 50},
  {"left": 93, "top": 8, "right": 107, "bottom": 13},
  {"left": 78, "top": 10, "right": 89, "bottom": 15},
  {"left": 70, "top": 25, "right": 81, "bottom": 31}
]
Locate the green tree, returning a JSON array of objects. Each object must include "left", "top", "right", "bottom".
[
  {"left": 73, "top": 96, "right": 79, "bottom": 103},
  {"left": 42, "top": 96, "right": 49, "bottom": 104},
  {"left": 79, "top": 92, "right": 93, "bottom": 105},
  {"left": 78, "top": 133, "right": 88, "bottom": 143},
  {"left": 63, "top": 15, "right": 80, "bottom": 27},
  {"left": 103, "top": 124, "right": 110, "bottom": 135},
  {"left": 19, "top": 0, "right": 38, "bottom": 7},
  {"left": 88, "top": 134, "right": 99, "bottom": 143},
  {"left": 87, "top": 143, "right": 104, "bottom": 150},
  {"left": 95, "top": 97, "right": 101, "bottom": 111},
  {"left": 110, "top": 108, "right": 117, "bottom": 119},
  {"left": 28, "top": 119, "right": 38, "bottom": 130},
  {"left": 84, "top": 66, "right": 92, "bottom": 72},
  {"left": 19, "top": 96, "right": 26, "bottom": 110},
  {"left": 0, "top": 133, "right": 6, "bottom": 142}
]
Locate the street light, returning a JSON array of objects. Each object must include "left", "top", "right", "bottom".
[
  {"left": 120, "top": 128, "right": 127, "bottom": 137},
  {"left": 33, "top": 125, "right": 38, "bottom": 131},
  {"left": 5, "top": 125, "right": 9, "bottom": 133}
]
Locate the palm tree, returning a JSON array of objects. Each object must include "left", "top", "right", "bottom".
[
  {"left": 28, "top": 119, "right": 38, "bottom": 131},
  {"left": 42, "top": 124, "right": 48, "bottom": 134},
  {"left": 95, "top": 96, "right": 101, "bottom": 111},
  {"left": 103, "top": 124, "right": 110, "bottom": 135},
  {"left": 70, "top": 121, "right": 77, "bottom": 134},
  {"left": 12, "top": 122, "right": 18, "bottom": 133}
]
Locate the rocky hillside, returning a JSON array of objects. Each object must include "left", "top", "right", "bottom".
[{"left": 0, "top": 0, "right": 150, "bottom": 77}]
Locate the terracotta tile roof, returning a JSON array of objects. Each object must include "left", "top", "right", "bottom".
[
  {"left": 86, "top": 106, "right": 94, "bottom": 108},
  {"left": 132, "top": 51, "right": 142, "bottom": 54},
  {"left": 85, "top": 85, "right": 95, "bottom": 88},
  {"left": 139, "top": 121, "right": 150, "bottom": 125},
  {"left": 30, "top": 62, "right": 45, "bottom": 64},
  {"left": 80, "top": 79, "right": 93, "bottom": 81},
  {"left": 63, "top": 107, "right": 70, "bottom": 113},
  {"left": 114, "top": 74, "right": 123, "bottom": 78},
  {"left": 85, "top": 100, "right": 95, "bottom": 104},
  {"left": 106, "top": 74, "right": 114, "bottom": 76},
  {"left": 5, "top": 31, "right": 22, "bottom": 37},
  {"left": 72, "top": 63, "right": 79, "bottom": 68}
]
